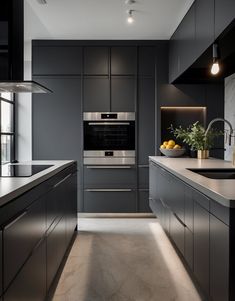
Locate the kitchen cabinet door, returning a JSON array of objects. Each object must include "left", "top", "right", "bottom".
[
  {"left": 4, "top": 238, "right": 46, "bottom": 301},
  {"left": 185, "top": 227, "right": 193, "bottom": 270},
  {"left": 195, "top": 0, "right": 214, "bottom": 58},
  {"left": 210, "top": 214, "right": 229, "bottom": 301},
  {"left": 0, "top": 231, "right": 2, "bottom": 299},
  {"left": 33, "top": 46, "right": 82, "bottom": 75},
  {"left": 138, "top": 46, "right": 155, "bottom": 77},
  {"left": 111, "top": 46, "right": 137, "bottom": 75},
  {"left": 194, "top": 201, "right": 210, "bottom": 297},
  {"left": 149, "top": 162, "right": 159, "bottom": 202},
  {"left": 83, "top": 77, "right": 110, "bottom": 112},
  {"left": 184, "top": 185, "right": 193, "bottom": 232},
  {"left": 169, "top": 30, "right": 180, "bottom": 83},
  {"left": 170, "top": 211, "right": 185, "bottom": 256},
  {"left": 215, "top": 0, "right": 235, "bottom": 38},
  {"left": 138, "top": 78, "right": 155, "bottom": 165},
  {"left": 138, "top": 166, "right": 149, "bottom": 190},
  {"left": 84, "top": 47, "right": 109, "bottom": 75},
  {"left": 111, "top": 77, "right": 136, "bottom": 112}
]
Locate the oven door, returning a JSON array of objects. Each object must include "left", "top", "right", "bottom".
[{"left": 84, "top": 121, "right": 135, "bottom": 151}]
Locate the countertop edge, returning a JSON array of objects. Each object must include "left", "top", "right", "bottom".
[
  {"left": 149, "top": 156, "right": 234, "bottom": 208},
  {"left": 0, "top": 160, "right": 76, "bottom": 208}
]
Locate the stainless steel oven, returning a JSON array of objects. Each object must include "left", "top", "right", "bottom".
[{"left": 83, "top": 112, "right": 135, "bottom": 165}]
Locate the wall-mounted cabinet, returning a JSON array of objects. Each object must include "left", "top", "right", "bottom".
[
  {"left": 111, "top": 47, "right": 137, "bottom": 75},
  {"left": 84, "top": 46, "right": 109, "bottom": 75},
  {"left": 215, "top": 0, "right": 235, "bottom": 39}
]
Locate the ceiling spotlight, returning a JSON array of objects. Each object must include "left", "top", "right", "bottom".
[
  {"left": 125, "top": 0, "right": 136, "bottom": 4},
  {"left": 127, "top": 10, "right": 134, "bottom": 24},
  {"left": 211, "top": 43, "right": 220, "bottom": 76}
]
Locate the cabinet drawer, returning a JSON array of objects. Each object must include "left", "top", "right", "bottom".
[
  {"left": 193, "top": 189, "right": 210, "bottom": 210},
  {"left": 170, "top": 212, "right": 185, "bottom": 256},
  {"left": 83, "top": 166, "right": 136, "bottom": 189},
  {"left": 4, "top": 239, "right": 46, "bottom": 301},
  {"left": 138, "top": 167, "right": 149, "bottom": 189},
  {"left": 138, "top": 190, "right": 151, "bottom": 213},
  {"left": 84, "top": 190, "right": 136, "bottom": 213},
  {"left": 47, "top": 217, "right": 66, "bottom": 290},
  {"left": 3, "top": 197, "right": 46, "bottom": 290},
  {"left": 33, "top": 46, "right": 82, "bottom": 75}
]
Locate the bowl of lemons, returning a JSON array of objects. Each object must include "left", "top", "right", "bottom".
[{"left": 159, "top": 140, "right": 185, "bottom": 157}]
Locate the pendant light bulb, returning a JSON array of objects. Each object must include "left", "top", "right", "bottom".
[
  {"left": 210, "top": 43, "right": 220, "bottom": 76},
  {"left": 127, "top": 10, "right": 134, "bottom": 24},
  {"left": 211, "top": 61, "right": 220, "bottom": 75}
]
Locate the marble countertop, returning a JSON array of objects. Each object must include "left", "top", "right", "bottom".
[
  {"left": 149, "top": 156, "right": 235, "bottom": 208},
  {"left": 0, "top": 160, "right": 75, "bottom": 208}
]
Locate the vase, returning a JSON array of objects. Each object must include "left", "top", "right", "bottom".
[{"left": 197, "top": 150, "right": 209, "bottom": 159}]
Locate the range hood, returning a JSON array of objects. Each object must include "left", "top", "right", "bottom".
[{"left": 0, "top": 0, "right": 51, "bottom": 93}]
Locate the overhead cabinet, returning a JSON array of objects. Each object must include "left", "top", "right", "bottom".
[
  {"left": 84, "top": 46, "right": 109, "bottom": 75},
  {"left": 111, "top": 47, "right": 137, "bottom": 75},
  {"left": 215, "top": 0, "right": 235, "bottom": 39}
]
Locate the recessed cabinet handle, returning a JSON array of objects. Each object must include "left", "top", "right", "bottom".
[
  {"left": 53, "top": 173, "right": 72, "bottom": 188},
  {"left": 173, "top": 213, "right": 186, "bottom": 228},
  {"left": 86, "top": 166, "right": 132, "bottom": 169},
  {"left": 4, "top": 211, "right": 28, "bottom": 230},
  {"left": 85, "top": 189, "right": 133, "bottom": 192}
]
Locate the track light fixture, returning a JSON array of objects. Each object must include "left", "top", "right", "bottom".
[
  {"left": 125, "top": 0, "right": 136, "bottom": 4},
  {"left": 211, "top": 43, "right": 220, "bottom": 76},
  {"left": 127, "top": 10, "right": 134, "bottom": 24},
  {"left": 37, "top": 0, "right": 47, "bottom": 4}
]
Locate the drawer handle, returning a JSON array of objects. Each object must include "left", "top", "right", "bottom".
[
  {"left": 88, "top": 122, "right": 130, "bottom": 126},
  {"left": 4, "top": 211, "right": 28, "bottom": 230},
  {"left": 173, "top": 213, "right": 186, "bottom": 228},
  {"left": 138, "top": 165, "right": 149, "bottom": 168},
  {"left": 86, "top": 166, "right": 132, "bottom": 169},
  {"left": 85, "top": 189, "right": 133, "bottom": 192},
  {"left": 54, "top": 173, "right": 72, "bottom": 188}
]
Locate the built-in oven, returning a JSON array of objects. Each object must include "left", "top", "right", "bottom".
[{"left": 83, "top": 112, "right": 135, "bottom": 165}]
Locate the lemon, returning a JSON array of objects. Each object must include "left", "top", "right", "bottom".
[
  {"left": 166, "top": 144, "right": 174, "bottom": 149},
  {"left": 163, "top": 141, "right": 168, "bottom": 147},
  {"left": 173, "top": 144, "right": 181, "bottom": 149},
  {"left": 168, "top": 140, "right": 176, "bottom": 147},
  {"left": 160, "top": 144, "right": 166, "bottom": 149}
]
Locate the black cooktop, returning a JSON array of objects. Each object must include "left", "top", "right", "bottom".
[{"left": 0, "top": 164, "right": 53, "bottom": 177}]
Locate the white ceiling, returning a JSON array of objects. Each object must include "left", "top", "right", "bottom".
[{"left": 24, "top": 0, "right": 194, "bottom": 59}]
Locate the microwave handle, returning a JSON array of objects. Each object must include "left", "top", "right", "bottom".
[{"left": 88, "top": 122, "right": 130, "bottom": 126}]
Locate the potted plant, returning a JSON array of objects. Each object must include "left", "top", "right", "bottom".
[{"left": 169, "top": 122, "right": 223, "bottom": 159}]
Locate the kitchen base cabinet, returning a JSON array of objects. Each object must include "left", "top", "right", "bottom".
[
  {"left": 170, "top": 211, "right": 185, "bottom": 256},
  {"left": 0, "top": 231, "right": 2, "bottom": 299},
  {"left": 4, "top": 239, "right": 46, "bottom": 301},
  {"left": 138, "top": 190, "right": 151, "bottom": 213},
  {"left": 184, "top": 227, "right": 193, "bottom": 270},
  {"left": 210, "top": 214, "right": 229, "bottom": 301},
  {"left": 84, "top": 190, "right": 136, "bottom": 213},
  {"left": 194, "top": 201, "right": 210, "bottom": 297}
]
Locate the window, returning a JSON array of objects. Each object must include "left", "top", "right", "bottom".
[{"left": 0, "top": 93, "right": 15, "bottom": 164}]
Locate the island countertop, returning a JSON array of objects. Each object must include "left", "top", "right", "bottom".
[
  {"left": 149, "top": 156, "right": 235, "bottom": 208},
  {"left": 0, "top": 160, "right": 75, "bottom": 208}
]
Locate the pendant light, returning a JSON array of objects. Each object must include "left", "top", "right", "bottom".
[{"left": 210, "top": 0, "right": 220, "bottom": 76}]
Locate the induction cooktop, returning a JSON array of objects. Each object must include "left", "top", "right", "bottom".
[{"left": 0, "top": 164, "right": 53, "bottom": 177}]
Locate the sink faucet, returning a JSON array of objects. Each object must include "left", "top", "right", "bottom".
[{"left": 205, "top": 118, "right": 233, "bottom": 145}]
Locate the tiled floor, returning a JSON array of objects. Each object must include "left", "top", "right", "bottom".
[{"left": 52, "top": 218, "right": 202, "bottom": 301}]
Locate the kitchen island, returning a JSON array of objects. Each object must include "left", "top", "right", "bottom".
[
  {"left": 0, "top": 160, "right": 77, "bottom": 301},
  {"left": 149, "top": 156, "right": 235, "bottom": 301}
]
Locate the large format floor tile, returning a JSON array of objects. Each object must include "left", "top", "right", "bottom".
[{"left": 52, "top": 218, "right": 202, "bottom": 301}]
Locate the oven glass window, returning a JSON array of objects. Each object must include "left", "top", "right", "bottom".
[{"left": 84, "top": 121, "right": 135, "bottom": 150}]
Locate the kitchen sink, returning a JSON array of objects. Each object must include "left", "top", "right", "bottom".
[{"left": 187, "top": 168, "right": 235, "bottom": 179}]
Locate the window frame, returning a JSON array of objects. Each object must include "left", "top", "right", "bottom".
[{"left": 0, "top": 93, "right": 15, "bottom": 164}]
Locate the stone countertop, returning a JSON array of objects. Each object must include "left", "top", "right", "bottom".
[
  {"left": 149, "top": 156, "right": 235, "bottom": 208},
  {"left": 0, "top": 160, "right": 75, "bottom": 208}
]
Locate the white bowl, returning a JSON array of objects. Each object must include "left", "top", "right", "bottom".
[{"left": 159, "top": 148, "right": 186, "bottom": 157}]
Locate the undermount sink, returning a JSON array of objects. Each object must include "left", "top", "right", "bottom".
[{"left": 187, "top": 168, "right": 235, "bottom": 179}]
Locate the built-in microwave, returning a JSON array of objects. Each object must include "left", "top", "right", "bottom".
[{"left": 83, "top": 112, "right": 135, "bottom": 165}]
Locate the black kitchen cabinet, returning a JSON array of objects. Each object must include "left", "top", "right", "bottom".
[
  {"left": 210, "top": 214, "right": 229, "bottom": 301},
  {"left": 184, "top": 185, "right": 193, "bottom": 232},
  {"left": 215, "top": 0, "right": 235, "bottom": 38},
  {"left": 138, "top": 78, "right": 155, "bottom": 165},
  {"left": 193, "top": 201, "right": 210, "bottom": 297},
  {"left": 169, "top": 30, "right": 180, "bottom": 83},
  {"left": 170, "top": 211, "right": 185, "bottom": 255},
  {"left": 177, "top": 3, "right": 196, "bottom": 75},
  {"left": 84, "top": 47, "right": 109, "bottom": 75},
  {"left": 195, "top": 0, "right": 214, "bottom": 58},
  {"left": 33, "top": 46, "right": 82, "bottom": 75},
  {"left": 185, "top": 227, "right": 193, "bottom": 269},
  {"left": 111, "top": 77, "right": 136, "bottom": 112},
  {"left": 138, "top": 46, "right": 155, "bottom": 77},
  {"left": 111, "top": 46, "right": 137, "bottom": 75},
  {"left": 83, "top": 77, "right": 110, "bottom": 112},
  {"left": 4, "top": 238, "right": 46, "bottom": 301},
  {"left": 0, "top": 231, "right": 2, "bottom": 299},
  {"left": 84, "top": 190, "right": 136, "bottom": 213},
  {"left": 3, "top": 195, "right": 46, "bottom": 291},
  {"left": 138, "top": 166, "right": 149, "bottom": 190}
]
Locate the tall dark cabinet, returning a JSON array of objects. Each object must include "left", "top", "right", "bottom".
[{"left": 32, "top": 41, "right": 157, "bottom": 213}]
